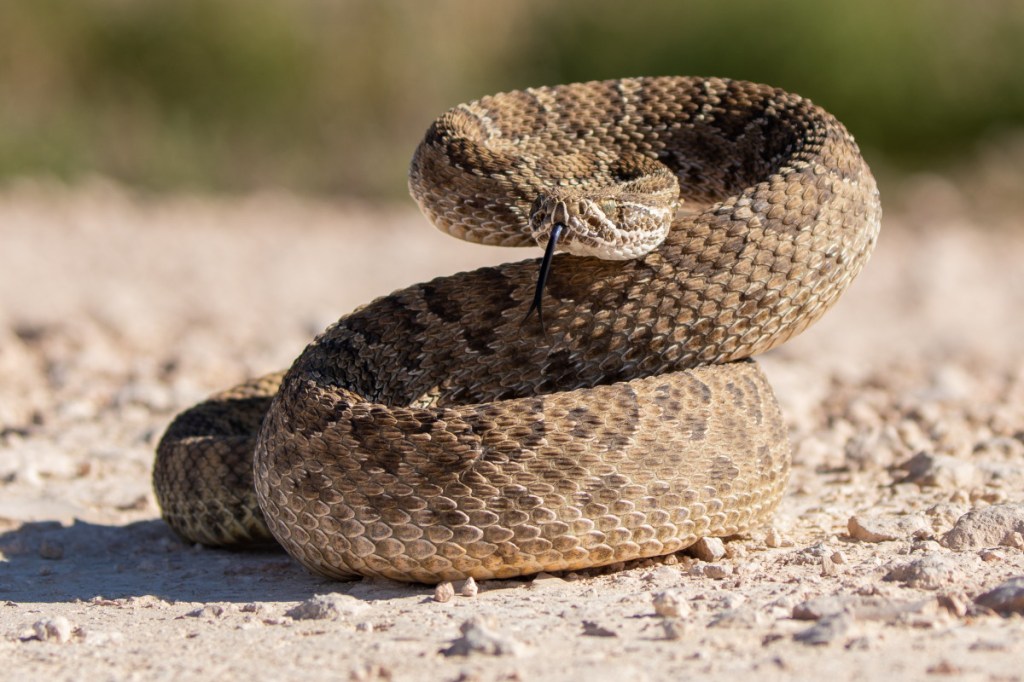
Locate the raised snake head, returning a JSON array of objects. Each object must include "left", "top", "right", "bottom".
[{"left": 526, "top": 152, "right": 680, "bottom": 261}]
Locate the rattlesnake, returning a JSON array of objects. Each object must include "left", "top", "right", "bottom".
[{"left": 154, "top": 76, "right": 881, "bottom": 583}]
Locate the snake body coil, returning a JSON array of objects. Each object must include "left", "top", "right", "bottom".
[{"left": 154, "top": 77, "right": 881, "bottom": 583}]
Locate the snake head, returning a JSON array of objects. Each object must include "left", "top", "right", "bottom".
[
  {"left": 527, "top": 159, "right": 679, "bottom": 261},
  {"left": 523, "top": 154, "right": 680, "bottom": 329}
]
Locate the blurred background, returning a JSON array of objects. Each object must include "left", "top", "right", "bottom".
[{"left": 2, "top": 0, "right": 1024, "bottom": 204}]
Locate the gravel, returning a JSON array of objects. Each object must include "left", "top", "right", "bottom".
[{"left": 1, "top": 181, "right": 1023, "bottom": 681}]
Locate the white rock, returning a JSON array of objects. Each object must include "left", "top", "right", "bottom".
[
  {"left": 186, "top": 604, "right": 226, "bottom": 618},
  {"left": 434, "top": 582, "right": 455, "bottom": 603},
  {"left": 285, "top": 593, "right": 368, "bottom": 620},
  {"left": 441, "top": 618, "right": 523, "bottom": 657},
  {"left": 899, "top": 452, "right": 981, "bottom": 489},
  {"left": 794, "top": 613, "right": 851, "bottom": 646},
  {"left": 941, "top": 504, "right": 1024, "bottom": 551},
  {"left": 883, "top": 554, "right": 960, "bottom": 590},
  {"left": 975, "top": 577, "right": 1024, "bottom": 615},
  {"left": 848, "top": 514, "right": 929, "bottom": 543},
  {"left": 652, "top": 589, "right": 690, "bottom": 618},
  {"left": 31, "top": 617, "right": 73, "bottom": 644},
  {"left": 687, "top": 563, "right": 729, "bottom": 579},
  {"left": 460, "top": 577, "right": 478, "bottom": 598},
  {"left": 691, "top": 537, "right": 726, "bottom": 562}
]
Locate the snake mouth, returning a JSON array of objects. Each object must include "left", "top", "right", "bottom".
[{"left": 523, "top": 221, "right": 564, "bottom": 331}]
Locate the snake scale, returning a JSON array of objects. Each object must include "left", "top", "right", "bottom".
[{"left": 154, "top": 76, "right": 881, "bottom": 583}]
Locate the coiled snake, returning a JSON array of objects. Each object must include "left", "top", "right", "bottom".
[{"left": 154, "top": 76, "right": 881, "bottom": 583}]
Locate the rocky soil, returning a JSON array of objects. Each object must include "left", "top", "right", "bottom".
[{"left": 1, "top": 179, "right": 1023, "bottom": 681}]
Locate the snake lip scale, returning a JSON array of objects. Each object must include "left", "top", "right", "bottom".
[{"left": 154, "top": 76, "right": 881, "bottom": 584}]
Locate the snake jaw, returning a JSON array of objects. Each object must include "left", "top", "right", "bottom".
[
  {"left": 523, "top": 221, "right": 564, "bottom": 332},
  {"left": 529, "top": 189, "right": 673, "bottom": 261}
]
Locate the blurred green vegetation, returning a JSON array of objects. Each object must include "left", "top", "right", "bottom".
[{"left": 1, "top": 0, "right": 1023, "bottom": 198}]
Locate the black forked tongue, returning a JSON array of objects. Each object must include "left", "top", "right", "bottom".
[{"left": 522, "top": 222, "right": 564, "bottom": 333}]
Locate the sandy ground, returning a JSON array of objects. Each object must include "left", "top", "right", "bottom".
[{"left": 1, "top": 178, "right": 1023, "bottom": 681}]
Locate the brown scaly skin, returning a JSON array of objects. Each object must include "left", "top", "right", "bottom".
[{"left": 154, "top": 77, "right": 881, "bottom": 583}]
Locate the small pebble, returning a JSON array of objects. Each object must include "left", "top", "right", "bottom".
[
  {"left": 441, "top": 618, "right": 523, "bottom": 657},
  {"left": 530, "top": 572, "right": 566, "bottom": 588},
  {"left": 719, "top": 593, "right": 747, "bottom": 610},
  {"left": 708, "top": 607, "right": 765, "bottom": 629},
  {"left": 642, "top": 565, "right": 679, "bottom": 583},
  {"left": 937, "top": 593, "right": 968, "bottom": 618},
  {"left": 974, "top": 577, "right": 1024, "bottom": 615},
  {"left": 794, "top": 613, "right": 850, "bottom": 646},
  {"left": 793, "top": 542, "right": 834, "bottom": 565},
  {"left": 941, "top": 503, "right": 1024, "bottom": 550},
  {"left": 125, "top": 595, "right": 168, "bottom": 609},
  {"left": 794, "top": 595, "right": 937, "bottom": 624},
  {"left": 662, "top": 619, "right": 689, "bottom": 640},
  {"left": 793, "top": 596, "right": 852, "bottom": 621},
  {"left": 30, "top": 617, "right": 73, "bottom": 644},
  {"left": 581, "top": 620, "right": 617, "bottom": 637},
  {"left": 285, "top": 594, "right": 368, "bottom": 621},
  {"left": 925, "top": 502, "right": 971, "bottom": 529},
  {"left": 884, "top": 555, "right": 959, "bottom": 590},
  {"left": 979, "top": 548, "right": 1005, "bottom": 562},
  {"left": 900, "top": 452, "right": 981, "bottom": 489},
  {"left": 434, "top": 582, "right": 455, "bottom": 603},
  {"left": 764, "top": 528, "right": 785, "bottom": 548},
  {"left": 691, "top": 537, "right": 726, "bottom": 562},
  {"left": 690, "top": 563, "right": 731, "bottom": 579},
  {"left": 88, "top": 597, "right": 120, "bottom": 606},
  {"left": 186, "top": 604, "right": 226, "bottom": 618},
  {"left": 911, "top": 540, "right": 945, "bottom": 554},
  {"left": 848, "top": 514, "right": 929, "bottom": 543},
  {"left": 460, "top": 577, "right": 478, "bottom": 598},
  {"left": 652, "top": 590, "right": 690, "bottom": 618}
]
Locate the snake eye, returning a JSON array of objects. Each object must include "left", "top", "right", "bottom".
[
  {"left": 599, "top": 199, "right": 618, "bottom": 219},
  {"left": 528, "top": 208, "right": 546, "bottom": 229}
]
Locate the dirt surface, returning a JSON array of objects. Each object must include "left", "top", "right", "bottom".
[{"left": 1, "top": 179, "right": 1023, "bottom": 681}]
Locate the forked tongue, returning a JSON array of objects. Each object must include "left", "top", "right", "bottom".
[{"left": 522, "top": 222, "right": 565, "bottom": 332}]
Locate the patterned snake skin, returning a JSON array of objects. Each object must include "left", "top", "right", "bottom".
[{"left": 154, "top": 76, "right": 881, "bottom": 583}]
